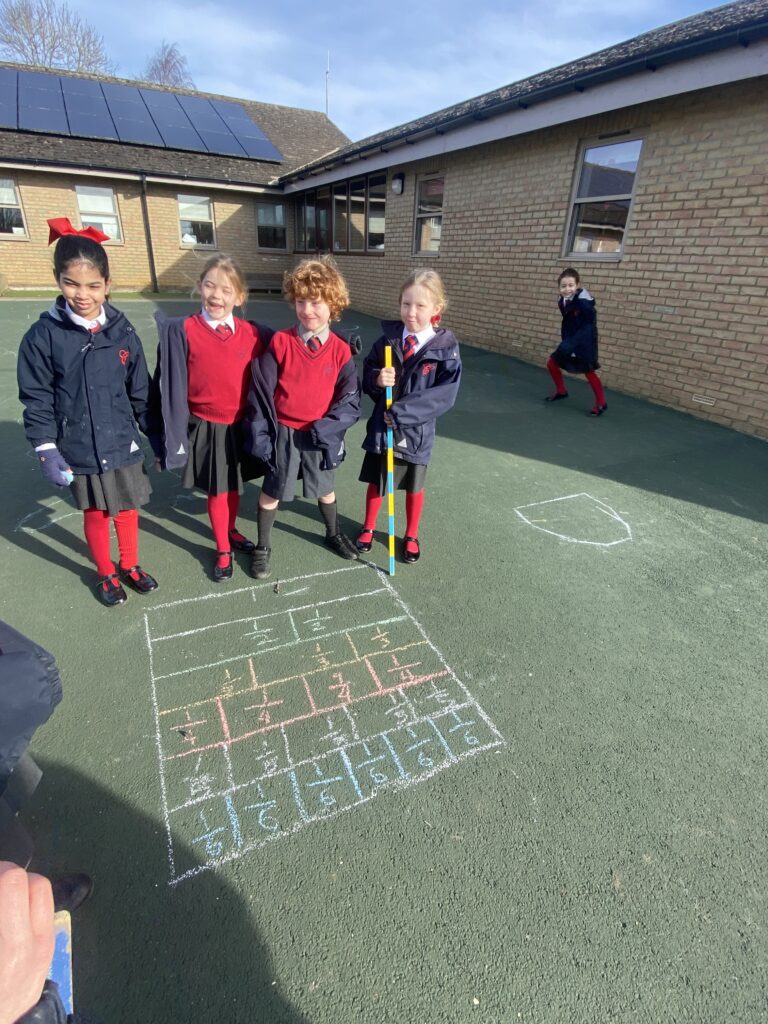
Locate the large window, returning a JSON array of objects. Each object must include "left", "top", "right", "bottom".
[
  {"left": 0, "top": 178, "right": 27, "bottom": 237},
  {"left": 178, "top": 194, "right": 215, "bottom": 247},
  {"left": 75, "top": 184, "right": 122, "bottom": 242},
  {"left": 565, "top": 137, "right": 643, "bottom": 257},
  {"left": 256, "top": 201, "right": 286, "bottom": 250},
  {"left": 414, "top": 175, "right": 444, "bottom": 254},
  {"left": 295, "top": 173, "right": 386, "bottom": 254}
]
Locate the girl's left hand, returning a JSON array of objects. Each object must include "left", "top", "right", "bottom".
[{"left": 383, "top": 411, "right": 394, "bottom": 427}]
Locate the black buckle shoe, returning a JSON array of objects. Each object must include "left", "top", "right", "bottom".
[
  {"left": 119, "top": 565, "right": 158, "bottom": 593},
  {"left": 228, "top": 529, "right": 256, "bottom": 553},
  {"left": 96, "top": 574, "right": 127, "bottom": 607},
  {"left": 403, "top": 536, "right": 421, "bottom": 563},
  {"left": 250, "top": 545, "right": 272, "bottom": 579},
  {"left": 325, "top": 533, "right": 359, "bottom": 560},
  {"left": 355, "top": 528, "right": 374, "bottom": 553},
  {"left": 213, "top": 552, "right": 233, "bottom": 582}
]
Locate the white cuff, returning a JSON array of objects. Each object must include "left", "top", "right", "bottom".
[{"left": 35, "top": 443, "right": 57, "bottom": 452}]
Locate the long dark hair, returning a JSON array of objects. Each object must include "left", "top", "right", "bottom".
[{"left": 53, "top": 235, "right": 110, "bottom": 281}]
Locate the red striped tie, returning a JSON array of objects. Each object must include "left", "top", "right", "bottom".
[
  {"left": 403, "top": 334, "right": 418, "bottom": 361},
  {"left": 216, "top": 322, "right": 233, "bottom": 339}
]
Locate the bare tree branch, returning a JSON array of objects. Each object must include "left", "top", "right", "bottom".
[
  {"left": 0, "top": 0, "right": 114, "bottom": 73},
  {"left": 142, "top": 41, "right": 195, "bottom": 89}
]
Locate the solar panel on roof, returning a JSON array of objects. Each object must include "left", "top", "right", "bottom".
[{"left": 5, "top": 68, "right": 283, "bottom": 161}]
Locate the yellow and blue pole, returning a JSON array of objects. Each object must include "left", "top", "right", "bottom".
[{"left": 384, "top": 345, "right": 396, "bottom": 577}]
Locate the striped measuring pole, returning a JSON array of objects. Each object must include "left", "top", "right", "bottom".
[{"left": 384, "top": 345, "right": 396, "bottom": 576}]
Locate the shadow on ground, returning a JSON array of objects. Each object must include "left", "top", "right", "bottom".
[{"left": 26, "top": 761, "right": 308, "bottom": 1024}]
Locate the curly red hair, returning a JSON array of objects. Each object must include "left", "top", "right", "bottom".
[{"left": 283, "top": 256, "right": 350, "bottom": 322}]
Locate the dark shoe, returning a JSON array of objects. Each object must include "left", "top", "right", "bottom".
[
  {"left": 325, "top": 533, "right": 359, "bottom": 560},
  {"left": 228, "top": 528, "right": 256, "bottom": 554},
  {"left": 213, "top": 552, "right": 233, "bottom": 583},
  {"left": 588, "top": 404, "right": 608, "bottom": 417},
  {"left": 52, "top": 873, "right": 93, "bottom": 914},
  {"left": 403, "top": 536, "right": 421, "bottom": 563},
  {"left": 545, "top": 392, "right": 568, "bottom": 402},
  {"left": 355, "top": 528, "right": 374, "bottom": 553},
  {"left": 119, "top": 565, "right": 158, "bottom": 594},
  {"left": 250, "top": 545, "right": 272, "bottom": 579},
  {"left": 96, "top": 574, "right": 127, "bottom": 607}
]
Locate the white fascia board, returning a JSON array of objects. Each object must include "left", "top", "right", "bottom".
[{"left": 283, "top": 40, "right": 768, "bottom": 193}]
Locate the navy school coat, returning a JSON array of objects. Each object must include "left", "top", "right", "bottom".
[
  {"left": 361, "top": 321, "right": 462, "bottom": 466},
  {"left": 17, "top": 299, "right": 151, "bottom": 474},
  {"left": 550, "top": 287, "right": 600, "bottom": 374}
]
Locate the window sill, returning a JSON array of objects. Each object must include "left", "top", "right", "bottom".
[
  {"left": 0, "top": 234, "right": 30, "bottom": 242},
  {"left": 561, "top": 253, "right": 623, "bottom": 263}
]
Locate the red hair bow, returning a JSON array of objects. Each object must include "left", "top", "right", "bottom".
[{"left": 47, "top": 217, "right": 110, "bottom": 246}]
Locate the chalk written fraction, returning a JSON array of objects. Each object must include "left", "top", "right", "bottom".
[{"left": 144, "top": 564, "right": 504, "bottom": 885}]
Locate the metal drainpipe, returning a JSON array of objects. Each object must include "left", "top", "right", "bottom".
[{"left": 139, "top": 174, "right": 159, "bottom": 294}]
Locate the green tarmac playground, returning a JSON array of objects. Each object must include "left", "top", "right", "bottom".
[{"left": 1, "top": 296, "right": 767, "bottom": 1023}]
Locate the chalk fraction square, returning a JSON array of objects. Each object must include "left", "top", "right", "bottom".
[{"left": 144, "top": 564, "right": 504, "bottom": 884}]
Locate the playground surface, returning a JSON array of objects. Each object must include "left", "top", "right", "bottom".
[{"left": 1, "top": 296, "right": 767, "bottom": 1023}]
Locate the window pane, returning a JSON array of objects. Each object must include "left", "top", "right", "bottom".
[
  {"left": 257, "top": 203, "right": 286, "bottom": 249},
  {"left": 316, "top": 187, "right": 330, "bottom": 252},
  {"left": 0, "top": 207, "right": 24, "bottom": 234},
  {"left": 367, "top": 174, "right": 386, "bottom": 250},
  {"left": 180, "top": 220, "right": 214, "bottom": 246},
  {"left": 417, "top": 177, "right": 444, "bottom": 215},
  {"left": 577, "top": 140, "right": 642, "bottom": 199},
  {"left": 0, "top": 178, "right": 18, "bottom": 205},
  {"left": 305, "top": 193, "right": 316, "bottom": 250},
  {"left": 416, "top": 216, "right": 442, "bottom": 253},
  {"left": 76, "top": 185, "right": 117, "bottom": 216},
  {"left": 296, "top": 199, "right": 306, "bottom": 250},
  {"left": 178, "top": 194, "right": 211, "bottom": 221},
  {"left": 349, "top": 179, "right": 365, "bottom": 251},
  {"left": 333, "top": 183, "right": 347, "bottom": 251},
  {"left": 569, "top": 199, "right": 630, "bottom": 254},
  {"left": 82, "top": 214, "right": 121, "bottom": 241}
]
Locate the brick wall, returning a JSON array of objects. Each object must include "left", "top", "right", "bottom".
[{"left": 331, "top": 77, "right": 768, "bottom": 439}]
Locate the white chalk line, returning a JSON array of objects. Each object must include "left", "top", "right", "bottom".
[
  {"left": 513, "top": 492, "right": 633, "bottom": 548},
  {"left": 143, "top": 613, "right": 177, "bottom": 881}
]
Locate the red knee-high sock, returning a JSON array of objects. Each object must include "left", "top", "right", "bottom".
[
  {"left": 114, "top": 509, "right": 139, "bottom": 569},
  {"left": 405, "top": 490, "right": 425, "bottom": 554},
  {"left": 226, "top": 490, "right": 240, "bottom": 532},
  {"left": 363, "top": 483, "right": 383, "bottom": 532},
  {"left": 83, "top": 508, "right": 114, "bottom": 577},
  {"left": 547, "top": 357, "right": 567, "bottom": 395},
  {"left": 207, "top": 492, "right": 231, "bottom": 568},
  {"left": 585, "top": 371, "right": 606, "bottom": 408}
]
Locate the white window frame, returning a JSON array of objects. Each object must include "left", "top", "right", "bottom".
[
  {"left": 256, "top": 200, "right": 287, "bottom": 252},
  {"left": 413, "top": 173, "right": 444, "bottom": 256},
  {"left": 563, "top": 134, "right": 645, "bottom": 261},
  {"left": 75, "top": 184, "right": 123, "bottom": 243},
  {"left": 178, "top": 193, "right": 216, "bottom": 249},
  {"left": 0, "top": 177, "right": 28, "bottom": 240}
]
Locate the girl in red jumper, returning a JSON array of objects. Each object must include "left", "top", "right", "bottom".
[
  {"left": 152, "top": 256, "right": 272, "bottom": 581},
  {"left": 18, "top": 218, "right": 158, "bottom": 607}
]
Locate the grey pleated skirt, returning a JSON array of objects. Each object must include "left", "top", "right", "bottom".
[
  {"left": 182, "top": 415, "right": 267, "bottom": 496},
  {"left": 70, "top": 461, "right": 152, "bottom": 516}
]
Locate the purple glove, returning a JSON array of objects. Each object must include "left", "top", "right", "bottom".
[{"left": 38, "top": 448, "right": 73, "bottom": 488}]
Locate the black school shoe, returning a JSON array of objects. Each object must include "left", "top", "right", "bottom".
[
  {"left": 355, "top": 528, "right": 374, "bottom": 553},
  {"left": 228, "top": 528, "right": 256, "bottom": 553},
  {"left": 52, "top": 873, "right": 94, "bottom": 914},
  {"left": 588, "top": 404, "right": 608, "bottom": 417},
  {"left": 96, "top": 573, "right": 127, "bottom": 607},
  {"left": 403, "top": 536, "right": 421, "bottom": 563},
  {"left": 250, "top": 545, "right": 272, "bottom": 579},
  {"left": 119, "top": 565, "right": 159, "bottom": 593},
  {"left": 212, "top": 552, "right": 233, "bottom": 583},
  {"left": 325, "top": 533, "right": 359, "bottom": 560}
]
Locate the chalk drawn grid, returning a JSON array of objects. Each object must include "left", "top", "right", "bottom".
[{"left": 144, "top": 564, "right": 505, "bottom": 885}]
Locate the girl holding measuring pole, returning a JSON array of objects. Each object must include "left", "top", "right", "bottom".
[{"left": 356, "top": 270, "right": 462, "bottom": 565}]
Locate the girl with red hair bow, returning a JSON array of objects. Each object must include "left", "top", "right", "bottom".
[{"left": 17, "top": 218, "right": 159, "bottom": 607}]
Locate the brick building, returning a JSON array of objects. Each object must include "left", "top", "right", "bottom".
[{"left": 2, "top": 0, "right": 767, "bottom": 436}]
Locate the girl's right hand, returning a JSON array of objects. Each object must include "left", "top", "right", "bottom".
[{"left": 376, "top": 366, "right": 396, "bottom": 388}]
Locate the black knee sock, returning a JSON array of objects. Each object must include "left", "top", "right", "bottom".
[
  {"left": 257, "top": 504, "right": 278, "bottom": 548},
  {"left": 318, "top": 499, "right": 338, "bottom": 537}
]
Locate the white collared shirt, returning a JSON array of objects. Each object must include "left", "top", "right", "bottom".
[
  {"left": 63, "top": 302, "right": 107, "bottom": 332},
  {"left": 201, "top": 308, "right": 236, "bottom": 333},
  {"left": 402, "top": 324, "right": 434, "bottom": 358},
  {"left": 298, "top": 324, "right": 331, "bottom": 346}
]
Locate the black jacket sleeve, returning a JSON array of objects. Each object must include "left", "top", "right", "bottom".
[{"left": 17, "top": 326, "right": 57, "bottom": 448}]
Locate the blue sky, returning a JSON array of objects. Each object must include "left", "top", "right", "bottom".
[{"left": 69, "top": 0, "right": 724, "bottom": 142}]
